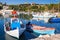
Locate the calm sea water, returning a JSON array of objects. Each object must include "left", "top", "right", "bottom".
[
  {"left": 0, "top": 18, "right": 60, "bottom": 40},
  {"left": 0, "top": 18, "right": 5, "bottom": 40}
]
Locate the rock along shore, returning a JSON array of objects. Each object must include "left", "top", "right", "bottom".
[{"left": 31, "top": 34, "right": 60, "bottom": 40}]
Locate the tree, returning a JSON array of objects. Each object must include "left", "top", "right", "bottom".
[
  {"left": 40, "top": 6, "right": 45, "bottom": 12},
  {"left": 9, "top": 5, "right": 19, "bottom": 10},
  {"left": 31, "top": 5, "right": 38, "bottom": 9},
  {"left": 30, "top": 5, "right": 38, "bottom": 12}
]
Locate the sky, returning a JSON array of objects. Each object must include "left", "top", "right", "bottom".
[{"left": 0, "top": 0, "right": 60, "bottom": 5}]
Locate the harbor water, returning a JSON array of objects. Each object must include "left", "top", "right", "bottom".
[{"left": 0, "top": 18, "right": 60, "bottom": 40}]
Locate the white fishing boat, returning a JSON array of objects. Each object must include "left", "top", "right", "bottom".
[
  {"left": 4, "top": 10, "right": 26, "bottom": 39},
  {"left": 4, "top": 18, "right": 26, "bottom": 39}
]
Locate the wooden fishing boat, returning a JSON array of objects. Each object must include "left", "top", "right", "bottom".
[{"left": 32, "top": 24, "right": 55, "bottom": 37}]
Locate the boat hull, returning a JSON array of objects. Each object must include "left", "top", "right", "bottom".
[
  {"left": 4, "top": 27, "right": 19, "bottom": 38},
  {"left": 33, "top": 30, "right": 55, "bottom": 35},
  {"left": 33, "top": 29, "right": 55, "bottom": 37},
  {"left": 49, "top": 17, "right": 60, "bottom": 23},
  {"left": 4, "top": 27, "right": 26, "bottom": 39},
  {"left": 32, "top": 24, "right": 55, "bottom": 37}
]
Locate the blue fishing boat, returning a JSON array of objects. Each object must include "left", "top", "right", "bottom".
[
  {"left": 32, "top": 24, "right": 55, "bottom": 37},
  {"left": 48, "top": 17, "right": 60, "bottom": 23}
]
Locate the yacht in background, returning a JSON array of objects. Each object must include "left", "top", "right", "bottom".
[{"left": 32, "top": 12, "right": 56, "bottom": 22}]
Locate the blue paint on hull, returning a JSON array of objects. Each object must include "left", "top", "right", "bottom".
[
  {"left": 49, "top": 17, "right": 60, "bottom": 23},
  {"left": 33, "top": 30, "right": 55, "bottom": 36},
  {"left": 11, "top": 22, "right": 20, "bottom": 30}
]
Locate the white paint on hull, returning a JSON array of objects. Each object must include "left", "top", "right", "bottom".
[{"left": 4, "top": 27, "right": 19, "bottom": 38}]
